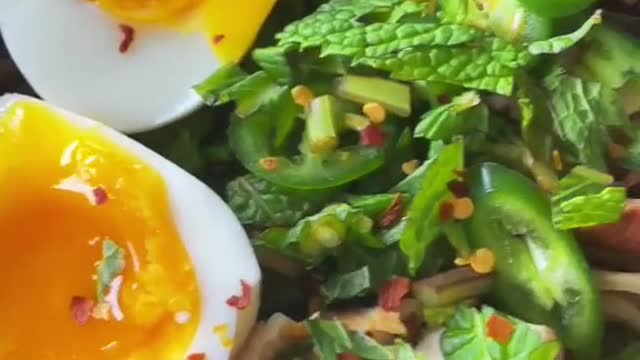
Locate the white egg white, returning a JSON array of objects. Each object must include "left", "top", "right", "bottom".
[
  {"left": 0, "top": 1, "right": 220, "bottom": 133},
  {"left": 0, "top": 94, "right": 261, "bottom": 359}
]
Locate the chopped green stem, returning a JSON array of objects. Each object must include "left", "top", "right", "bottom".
[
  {"left": 412, "top": 267, "right": 494, "bottom": 307},
  {"left": 336, "top": 75, "right": 411, "bottom": 117},
  {"left": 307, "top": 95, "right": 339, "bottom": 154}
]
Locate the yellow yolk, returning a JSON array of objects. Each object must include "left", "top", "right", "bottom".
[
  {"left": 94, "top": 0, "right": 278, "bottom": 62},
  {"left": 0, "top": 101, "right": 200, "bottom": 359}
]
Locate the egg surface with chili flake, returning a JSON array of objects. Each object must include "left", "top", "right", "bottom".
[
  {"left": 0, "top": 0, "right": 277, "bottom": 133},
  {"left": 0, "top": 94, "right": 260, "bottom": 360}
]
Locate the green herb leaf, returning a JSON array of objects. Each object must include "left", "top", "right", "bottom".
[
  {"left": 252, "top": 46, "right": 292, "bottom": 83},
  {"left": 400, "top": 141, "right": 464, "bottom": 273},
  {"left": 544, "top": 70, "right": 611, "bottom": 170},
  {"left": 528, "top": 10, "right": 602, "bottom": 55},
  {"left": 357, "top": 38, "right": 532, "bottom": 95},
  {"left": 306, "top": 318, "right": 352, "bottom": 360},
  {"left": 194, "top": 63, "right": 248, "bottom": 106},
  {"left": 392, "top": 340, "right": 425, "bottom": 360},
  {"left": 414, "top": 91, "right": 488, "bottom": 141},
  {"left": 442, "top": 306, "right": 555, "bottom": 360},
  {"left": 439, "top": 0, "right": 489, "bottom": 29},
  {"left": 350, "top": 332, "right": 394, "bottom": 359},
  {"left": 96, "top": 239, "right": 125, "bottom": 302},
  {"left": 551, "top": 166, "right": 627, "bottom": 230},
  {"left": 322, "top": 266, "right": 372, "bottom": 303},
  {"left": 226, "top": 175, "right": 332, "bottom": 227}
]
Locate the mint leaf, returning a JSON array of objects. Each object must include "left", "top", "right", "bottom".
[
  {"left": 252, "top": 47, "right": 292, "bottom": 83},
  {"left": 414, "top": 91, "right": 488, "bottom": 141},
  {"left": 357, "top": 38, "right": 532, "bottom": 95},
  {"left": 306, "top": 318, "right": 352, "bottom": 360},
  {"left": 322, "top": 266, "right": 372, "bottom": 303},
  {"left": 439, "top": 0, "right": 489, "bottom": 29},
  {"left": 544, "top": 70, "right": 611, "bottom": 170},
  {"left": 442, "top": 306, "right": 554, "bottom": 360},
  {"left": 194, "top": 64, "right": 248, "bottom": 106},
  {"left": 400, "top": 141, "right": 464, "bottom": 273},
  {"left": 528, "top": 10, "right": 602, "bottom": 55},
  {"left": 96, "top": 239, "right": 125, "bottom": 302},
  {"left": 226, "top": 175, "right": 331, "bottom": 227},
  {"left": 551, "top": 166, "right": 627, "bottom": 230}
]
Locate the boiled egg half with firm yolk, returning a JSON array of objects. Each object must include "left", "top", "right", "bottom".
[
  {"left": 0, "top": 0, "right": 276, "bottom": 133},
  {"left": 0, "top": 94, "right": 260, "bottom": 359}
]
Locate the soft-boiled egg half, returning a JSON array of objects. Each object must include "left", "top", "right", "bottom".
[
  {"left": 0, "top": 94, "right": 260, "bottom": 359},
  {"left": 0, "top": 0, "right": 276, "bottom": 133}
]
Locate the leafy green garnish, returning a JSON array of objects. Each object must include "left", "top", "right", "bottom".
[
  {"left": 551, "top": 166, "right": 627, "bottom": 230},
  {"left": 193, "top": 63, "right": 248, "bottom": 106},
  {"left": 252, "top": 46, "right": 292, "bottom": 83},
  {"left": 226, "top": 174, "right": 331, "bottom": 227},
  {"left": 528, "top": 10, "right": 602, "bottom": 55},
  {"left": 543, "top": 70, "right": 612, "bottom": 170},
  {"left": 442, "top": 306, "right": 558, "bottom": 360},
  {"left": 305, "top": 318, "right": 421, "bottom": 360},
  {"left": 322, "top": 266, "right": 372, "bottom": 303},
  {"left": 96, "top": 239, "right": 125, "bottom": 302},
  {"left": 414, "top": 91, "right": 488, "bottom": 141},
  {"left": 400, "top": 141, "right": 464, "bottom": 273}
]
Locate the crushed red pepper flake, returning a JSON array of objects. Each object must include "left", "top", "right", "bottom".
[
  {"left": 439, "top": 201, "right": 455, "bottom": 223},
  {"left": 226, "top": 280, "right": 252, "bottom": 310},
  {"left": 360, "top": 125, "right": 386, "bottom": 148},
  {"left": 118, "top": 24, "right": 135, "bottom": 54},
  {"left": 378, "top": 195, "right": 404, "bottom": 228},
  {"left": 186, "top": 353, "right": 206, "bottom": 360},
  {"left": 70, "top": 296, "right": 95, "bottom": 326},
  {"left": 212, "top": 34, "right": 226, "bottom": 45},
  {"left": 259, "top": 157, "right": 280, "bottom": 171},
  {"left": 486, "top": 314, "right": 515, "bottom": 345},
  {"left": 447, "top": 180, "right": 469, "bottom": 198},
  {"left": 378, "top": 277, "right": 411, "bottom": 312},
  {"left": 93, "top": 187, "right": 109, "bottom": 206}
]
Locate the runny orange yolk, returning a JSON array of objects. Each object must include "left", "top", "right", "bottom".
[
  {"left": 0, "top": 100, "right": 201, "bottom": 359},
  {"left": 93, "top": 0, "right": 278, "bottom": 62}
]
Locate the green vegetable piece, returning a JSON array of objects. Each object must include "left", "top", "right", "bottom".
[
  {"left": 252, "top": 46, "right": 292, "bottom": 83},
  {"left": 356, "top": 37, "right": 532, "bottom": 96},
  {"left": 347, "top": 193, "right": 408, "bottom": 219},
  {"left": 414, "top": 91, "right": 488, "bottom": 141},
  {"left": 307, "top": 95, "right": 340, "bottom": 154},
  {"left": 528, "top": 10, "right": 602, "bottom": 55},
  {"left": 336, "top": 75, "right": 411, "bottom": 117},
  {"left": 226, "top": 174, "right": 332, "bottom": 227},
  {"left": 322, "top": 266, "right": 372, "bottom": 303},
  {"left": 413, "top": 267, "right": 493, "bottom": 307},
  {"left": 544, "top": 70, "right": 611, "bottom": 170},
  {"left": 466, "top": 163, "right": 603, "bottom": 359},
  {"left": 305, "top": 318, "right": 352, "bottom": 360},
  {"left": 400, "top": 141, "right": 464, "bottom": 273},
  {"left": 485, "top": 0, "right": 552, "bottom": 43},
  {"left": 551, "top": 166, "right": 627, "bottom": 230},
  {"left": 442, "top": 306, "right": 559, "bottom": 360},
  {"left": 529, "top": 341, "right": 562, "bottom": 360},
  {"left": 350, "top": 332, "right": 394, "bottom": 359},
  {"left": 96, "top": 239, "right": 125, "bottom": 302},
  {"left": 228, "top": 88, "right": 399, "bottom": 190},
  {"left": 517, "top": 0, "right": 597, "bottom": 19},
  {"left": 194, "top": 63, "right": 248, "bottom": 106},
  {"left": 439, "top": 0, "right": 489, "bottom": 29}
]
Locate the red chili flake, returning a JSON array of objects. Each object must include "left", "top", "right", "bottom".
[
  {"left": 118, "top": 24, "right": 135, "bottom": 54},
  {"left": 70, "top": 296, "right": 95, "bottom": 326},
  {"left": 226, "top": 280, "right": 252, "bottom": 310},
  {"left": 437, "top": 95, "right": 452, "bottom": 104},
  {"left": 486, "top": 314, "right": 515, "bottom": 345},
  {"left": 212, "top": 34, "right": 226, "bottom": 45},
  {"left": 93, "top": 187, "right": 109, "bottom": 206},
  {"left": 360, "top": 125, "right": 386, "bottom": 148},
  {"left": 378, "top": 277, "right": 411, "bottom": 312},
  {"left": 439, "top": 201, "right": 455, "bottom": 222},
  {"left": 447, "top": 180, "right": 469, "bottom": 198},
  {"left": 378, "top": 195, "right": 404, "bottom": 228},
  {"left": 338, "top": 354, "right": 361, "bottom": 360},
  {"left": 186, "top": 353, "right": 206, "bottom": 360}
]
